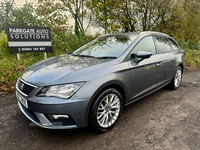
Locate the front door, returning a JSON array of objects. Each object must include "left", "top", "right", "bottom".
[{"left": 128, "top": 36, "right": 163, "bottom": 103}]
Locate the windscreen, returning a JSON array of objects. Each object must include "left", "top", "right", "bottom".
[{"left": 71, "top": 35, "right": 137, "bottom": 57}]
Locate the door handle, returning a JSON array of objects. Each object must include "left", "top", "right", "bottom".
[{"left": 156, "top": 63, "right": 162, "bottom": 67}]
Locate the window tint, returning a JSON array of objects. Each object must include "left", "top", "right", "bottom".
[
  {"left": 131, "top": 36, "right": 156, "bottom": 55},
  {"left": 168, "top": 38, "right": 179, "bottom": 50},
  {"left": 154, "top": 36, "right": 172, "bottom": 53}
]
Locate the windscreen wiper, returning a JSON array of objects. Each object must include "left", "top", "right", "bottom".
[
  {"left": 70, "top": 54, "right": 95, "bottom": 58},
  {"left": 70, "top": 54, "right": 117, "bottom": 59},
  {"left": 95, "top": 56, "right": 117, "bottom": 59}
]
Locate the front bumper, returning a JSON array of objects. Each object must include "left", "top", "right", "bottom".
[
  {"left": 16, "top": 78, "right": 99, "bottom": 129},
  {"left": 18, "top": 101, "right": 77, "bottom": 129},
  {"left": 17, "top": 92, "right": 91, "bottom": 129}
]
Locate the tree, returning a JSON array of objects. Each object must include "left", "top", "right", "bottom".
[
  {"left": 154, "top": 0, "right": 200, "bottom": 47},
  {"left": 35, "top": 0, "right": 68, "bottom": 33},
  {"left": 87, "top": 0, "right": 173, "bottom": 33},
  {"left": 60, "top": 0, "right": 92, "bottom": 36},
  {"left": 0, "top": 0, "right": 40, "bottom": 31},
  {"left": 12, "top": 2, "right": 40, "bottom": 26},
  {"left": 86, "top": 0, "right": 113, "bottom": 33},
  {"left": 0, "top": 0, "right": 15, "bottom": 31},
  {"left": 133, "top": 0, "right": 173, "bottom": 31},
  {"left": 36, "top": 0, "right": 92, "bottom": 37}
]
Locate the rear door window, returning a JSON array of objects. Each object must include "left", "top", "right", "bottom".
[{"left": 154, "top": 36, "right": 172, "bottom": 53}]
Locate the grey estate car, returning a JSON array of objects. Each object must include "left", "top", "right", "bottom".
[{"left": 16, "top": 31, "right": 184, "bottom": 133}]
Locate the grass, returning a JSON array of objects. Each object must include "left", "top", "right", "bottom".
[
  {"left": 184, "top": 49, "right": 200, "bottom": 70},
  {"left": 0, "top": 52, "right": 50, "bottom": 95}
]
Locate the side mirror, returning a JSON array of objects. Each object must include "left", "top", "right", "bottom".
[
  {"left": 131, "top": 51, "right": 152, "bottom": 63},
  {"left": 137, "top": 51, "right": 152, "bottom": 59}
]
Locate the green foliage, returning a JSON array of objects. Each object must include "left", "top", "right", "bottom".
[
  {"left": 86, "top": 0, "right": 172, "bottom": 33},
  {"left": 0, "top": 0, "right": 15, "bottom": 31},
  {"left": 35, "top": 0, "right": 68, "bottom": 33},
  {"left": 154, "top": 0, "right": 200, "bottom": 49},
  {"left": 184, "top": 49, "right": 200, "bottom": 70},
  {"left": 179, "top": 38, "right": 190, "bottom": 50},
  {"left": 178, "top": 37, "right": 200, "bottom": 50},
  {"left": 11, "top": 2, "right": 40, "bottom": 26},
  {"left": 36, "top": 0, "right": 92, "bottom": 37},
  {"left": 58, "top": 0, "right": 92, "bottom": 35},
  {"left": 0, "top": 31, "right": 8, "bottom": 52},
  {"left": 0, "top": 30, "right": 95, "bottom": 95},
  {"left": 0, "top": 0, "right": 40, "bottom": 31}
]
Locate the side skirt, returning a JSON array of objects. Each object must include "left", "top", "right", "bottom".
[{"left": 124, "top": 80, "right": 171, "bottom": 107}]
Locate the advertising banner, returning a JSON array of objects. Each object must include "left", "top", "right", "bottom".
[{"left": 6, "top": 26, "right": 52, "bottom": 53}]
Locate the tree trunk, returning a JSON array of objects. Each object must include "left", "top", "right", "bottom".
[
  {"left": 104, "top": 0, "right": 107, "bottom": 34},
  {"left": 75, "top": 0, "right": 79, "bottom": 37}
]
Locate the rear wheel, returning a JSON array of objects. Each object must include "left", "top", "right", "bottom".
[
  {"left": 169, "top": 66, "right": 182, "bottom": 90},
  {"left": 89, "top": 88, "right": 123, "bottom": 133}
]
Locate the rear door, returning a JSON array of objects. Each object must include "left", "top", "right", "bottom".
[
  {"left": 128, "top": 36, "right": 163, "bottom": 102},
  {"left": 153, "top": 36, "right": 177, "bottom": 83}
]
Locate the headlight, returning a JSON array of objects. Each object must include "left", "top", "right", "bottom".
[{"left": 37, "top": 82, "right": 85, "bottom": 99}]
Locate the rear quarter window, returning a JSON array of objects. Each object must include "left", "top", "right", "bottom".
[{"left": 168, "top": 38, "right": 180, "bottom": 50}]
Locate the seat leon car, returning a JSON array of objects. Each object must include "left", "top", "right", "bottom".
[{"left": 15, "top": 31, "right": 184, "bottom": 133}]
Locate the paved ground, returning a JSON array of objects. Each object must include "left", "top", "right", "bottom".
[{"left": 1, "top": 71, "right": 200, "bottom": 150}]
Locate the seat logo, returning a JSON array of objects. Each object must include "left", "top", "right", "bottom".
[{"left": 20, "top": 83, "right": 24, "bottom": 91}]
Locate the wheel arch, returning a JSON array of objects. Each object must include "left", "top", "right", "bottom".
[
  {"left": 178, "top": 63, "right": 184, "bottom": 72},
  {"left": 84, "top": 80, "right": 128, "bottom": 126}
]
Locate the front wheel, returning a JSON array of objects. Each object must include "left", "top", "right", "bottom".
[
  {"left": 89, "top": 88, "right": 123, "bottom": 133},
  {"left": 169, "top": 66, "right": 182, "bottom": 90}
]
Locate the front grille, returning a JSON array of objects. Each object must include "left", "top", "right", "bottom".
[{"left": 17, "top": 79, "right": 35, "bottom": 95}]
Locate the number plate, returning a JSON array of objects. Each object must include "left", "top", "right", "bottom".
[{"left": 16, "top": 92, "right": 28, "bottom": 108}]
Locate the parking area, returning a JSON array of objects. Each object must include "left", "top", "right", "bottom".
[{"left": 1, "top": 71, "right": 200, "bottom": 150}]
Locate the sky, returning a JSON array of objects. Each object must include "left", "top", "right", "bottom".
[{"left": 14, "top": 0, "right": 36, "bottom": 7}]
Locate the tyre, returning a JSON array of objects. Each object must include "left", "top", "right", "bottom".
[
  {"left": 89, "top": 88, "right": 123, "bottom": 133},
  {"left": 169, "top": 66, "right": 182, "bottom": 90}
]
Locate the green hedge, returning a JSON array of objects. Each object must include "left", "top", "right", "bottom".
[{"left": 184, "top": 49, "right": 200, "bottom": 70}]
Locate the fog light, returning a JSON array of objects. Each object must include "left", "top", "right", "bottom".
[
  {"left": 52, "top": 115, "right": 69, "bottom": 120},
  {"left": 46, "top": 114, "right": 75, "bottom": 126}
]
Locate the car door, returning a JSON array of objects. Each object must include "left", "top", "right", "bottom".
[
  {"left": 153, "top": 36, "right": 177, "bottom": 83},
  {"left": 128, "top": 36, "right": 163, "bottom": 103}
]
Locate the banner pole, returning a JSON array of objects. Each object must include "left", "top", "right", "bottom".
[
  {"left": 44, "top": 52, "right": 47, "bottom": 59},
  {"left": 17, "top": 53, "right": 20, "bottom": 60}
]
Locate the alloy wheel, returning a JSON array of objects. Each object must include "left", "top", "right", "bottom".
[
  {"left": 174, "top": 68, "right": 182, "bottom": 88},
  {"left": 97, "top": 93, "right": 121, "bottom": 128}
]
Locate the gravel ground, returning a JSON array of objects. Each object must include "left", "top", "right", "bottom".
[{"left": 0, "top": 71, "right": 200, "bottom": 150}]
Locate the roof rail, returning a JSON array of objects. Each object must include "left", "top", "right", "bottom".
[{"left": 139, "top": 31, "right": 168, "bottom": 36}]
